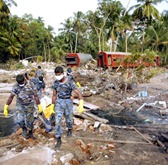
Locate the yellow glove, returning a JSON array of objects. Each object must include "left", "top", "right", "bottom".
[
  {"left": 77, "top": 100, "right": 84, "bottom": 114},
  {"left": 44, "top": 104, "right": 55, "bottom": 119},
  {"left": 38, "top": 104, "right": 43, "bottom": 113},
  {"left": 4, "top": 104, "right": 9, "bottom": 117},
  {"left": 76, "top": 82, "right": 81, "bottom": 88}
]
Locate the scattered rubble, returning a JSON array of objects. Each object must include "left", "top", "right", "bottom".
[{"left": 0, "top": 62, "right": 168, "bottom": 164}]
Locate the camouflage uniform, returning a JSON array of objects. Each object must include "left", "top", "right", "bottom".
[
  {"left": 68, "top": 74, "right": 74, "bottom": 81},
  {"left": 12, "top": 81, "right": 37, "bottom": 131},
  {"left": 52, "top": 77, "right": 77, "bottom": 138},
  {"left": 30, "top": 77, "right": 45, "bottom": 100},
  {"left": 36, "top": 69, "right": 44, "bottom": 78},
  {"left": 36, "top": 80, "right": 45, "bottom": 100}
]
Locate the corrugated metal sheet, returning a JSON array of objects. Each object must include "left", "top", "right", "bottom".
[{"left": 77, "top": 53, "right": 93, "bottom": 64}]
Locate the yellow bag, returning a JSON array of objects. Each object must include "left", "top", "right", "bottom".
[{"left": 43, "top": 104, "right": 54, "bottom": 119}]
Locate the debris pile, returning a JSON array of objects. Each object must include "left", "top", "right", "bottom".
[{"left": 0, "top": 62, "right": 168, "bottom": 164}]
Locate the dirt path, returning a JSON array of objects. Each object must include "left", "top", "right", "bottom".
[{"left": 138, "top": 72, "right": 168, "bottom": 94}]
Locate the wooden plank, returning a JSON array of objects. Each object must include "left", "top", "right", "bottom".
[
  {"left": 82, "top": 112, "right": 108, "bottom": 123},
  {"left": 131, "top": 126, "right": 153, "bottom": 144},
  {"left": 73, "top": 99, "right": 99, "bottom": 110},
  {"left": 75, "top": 136, "right": 151, "bottom": 145},
  {"left": 73, "top": 105, "right": 108, "bottom": 123},
  {"left": 73, "top": 105, "right": 88, "bottom": 114}
]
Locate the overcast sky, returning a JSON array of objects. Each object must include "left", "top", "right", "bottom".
[{"left": 10, "top": 0, "right": 167, "bottom": 34}]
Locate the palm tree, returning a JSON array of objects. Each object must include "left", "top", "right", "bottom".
[
  {"left": 104, "top": 0, "right": 125, "bottom": 52},
  {"left": 129, "top": 0, "right": 162, "bottom": 52},
  {"left": 0, "top": 0, "right": 17, "bottom": 24},
  {"left": 51, "top": 36, "right": 67, "bottom": 63},
  {"left": 0, "top": 15, "right": 22, "bottom": 59},
  {"left": 145, "top": 23, "right": 168, "bottom": 51},
  {"left": 45, "top": 25, "right": 54, "bottom": 62},
  {"left": 72, "top": 11, "right": 86, "bottom": 53},
  {"left": 59, "top": 18, "right": 74, "bottom": 53},
  {"left": 130, "top": 0, "right": 161, "bottom": 23},
  {"left": 86, "top": 9, "right": 110, "bottom": 52}
]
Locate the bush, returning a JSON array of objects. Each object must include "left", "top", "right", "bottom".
[
  {"left": 7, "top": 59, "right": 24, "bottom": 70},
  {"left": 36, "top": 56, "right": 43, "bottom": 62}
]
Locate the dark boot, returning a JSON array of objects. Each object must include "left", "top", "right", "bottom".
[
  {"left": 67, "top": 129, "right": 72, "bottom": 137},
  {"left": 28, "top": 130, "right": 36, "bottom": 140},
  {"left": 22, "top": 127, "right": 29, "bottom": 139},
  {"left": 55, "top": 137, "right": 62, "bottom": 150}
]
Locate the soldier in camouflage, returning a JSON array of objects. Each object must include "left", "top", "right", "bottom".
[
  {"left": 36, "top": 65, "right": 44, "bottom": 78},
  {"left": 3, "top": 74, "right": 43, "bottom": 139},
  {"left": 67, "top": 67, "right": 81, "bottom": 87},
  {"left": 36, "top": 76, "right": 45, "bottom": 100},
  {"left": 28, "top": 70, "right": 45, "bottom": 100},
  {"left": 51, "top": 66, "right": 84, "bottom": 150}
]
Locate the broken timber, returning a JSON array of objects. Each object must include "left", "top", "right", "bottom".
[
  {"left": 73, "top": 99, "right": 100, "bottom": 110},
  {"left": 75, "top": 136, "right": 151, "bottom": 145},
  {"left": 73, "top": 100, "right": 109, "bottom": 123},
  {"left": 73, "top": 105, "right": 108, "bottom": 123},
  {"left": 133, "top": 124, "right": 168, "bottom": 134},
  {"left": 131, "top": 126, "right": 153, "bottom": 144}
]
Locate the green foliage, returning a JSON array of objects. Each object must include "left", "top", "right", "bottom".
[
  {"left": 0, "top": 0, "right": 168, "bottom": 65},
  {"left": 8, "top": 59, "right": 24, "bottom": 70},
  {"left": 36, "top": 56, "right": 43, "bottom": 62},
  {"left": 143, "top": 67, "right": 163, "bottom": 81},
  {"left": 141, "top": 49, "right": 156, "bottom": 65},
  {"left": 123, "top": 52, "right": 141, "bottom": 68}
]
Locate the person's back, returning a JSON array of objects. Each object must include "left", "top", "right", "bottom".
[
  {"left": 67, "top": 67, "right": 81, "bottom": 88},
  {"left": 37, "top": 76, "right": 45, "bottom": 90},
  {"left": 36, "top": 66, "right": 44, "bottom": 78},
  {"left": 29, "top": 76, "right": 45, "bottom": 100},
  {"left": 36, "top": 76, "right": 45, "bottom": 99},
  {"left": 67, "top": 67, "right": 74, "bottom": 81}
]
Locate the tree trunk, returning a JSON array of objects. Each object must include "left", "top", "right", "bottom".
[
  {"left": 125, "top": 31, "right": 128, "bottom": 52},
  {"left": 70, "top": 44, "right": 73, "bottom": 53},
  {"left": 114, "top": 36, "right": 119, "bottom": 52},
  {"left": 98, "top": 33, "right": 101, "bottom": 52},
  {"left": 47, "top": 40, "right": 51, "bottom": 62},
  {"left": 43, "top": 41, "right": 47, "bottom": 61}
]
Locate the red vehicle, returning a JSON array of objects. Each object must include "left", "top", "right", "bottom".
[
  {"left": 65, "top": 53, "right": 93, "bottom": 67},
  {"left": 97, "top": 51, "right": 160, "bottom": 69}
]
